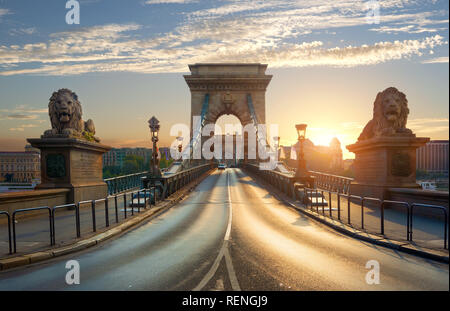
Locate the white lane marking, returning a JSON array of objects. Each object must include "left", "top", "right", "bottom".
[
  {"left": 193, "top": 247, "right": 225, "bottom": 291},
  {"left": 193, "top": 170, "right": 240, "bottom": 291},
  {"left": 224, "top": 246, "right": 241, "bottom": 291},
  {"left": 224, "top": 170, "right": 232, "bottom": 241}
]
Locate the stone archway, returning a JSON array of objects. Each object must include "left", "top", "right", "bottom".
[{"left": 184, "top": 63, "right": 272, "bottom": 162}]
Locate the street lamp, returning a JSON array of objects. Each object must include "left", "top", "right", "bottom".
[
  {"left": 296, "top": 124, "right": 307, "bottom": 140},
  {"left": 148, "top": 116, "right": 162, "bottom": 177},
  {"left": 294, "top": 124, "right": 314, "bottom": 187}
]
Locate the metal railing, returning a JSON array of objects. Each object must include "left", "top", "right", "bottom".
[
  {"left": 12, "top": 206, "right": 53, "bottom": 253},
  {"left": 1, "top": 164, "right": 213, "bottom": 254},
  {"left": 155, "top": 164, "right": 213, "bottom": 199},
  {"left": 302, "top": 188, "right": 447, "bottom": 249},
  {"left": 410, "top": 203, "right": 448, "bottom": 248},
  {"left": 104, "top": 171, "right": 149, "bottom": 195},
  {"left": 51, "top": 203, "right": 79, "bottom": 245},
  {"left": 309, "top": 171, "right": 353, "bottom": 194},
  {"left": 245, "top": 163, "right": 448, "bottom": 250}
]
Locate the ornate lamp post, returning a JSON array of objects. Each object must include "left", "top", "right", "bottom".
[
  {"left": 148, "top": 116, "right": 162, "bottom": 178},
  {"left": 294, "top": 124, "right": 314, "bottom": 187}
]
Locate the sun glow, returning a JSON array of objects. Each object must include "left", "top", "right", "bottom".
[{"left": 308, "top": 133, "right": 337, "bottom": 147}]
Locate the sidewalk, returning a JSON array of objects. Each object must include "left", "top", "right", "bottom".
[
  {"left": 313, "top": 192, "right": 448, "bottom": 250},
  {"left": 0, "top": 192, "right": 147, "bottom": 257}
]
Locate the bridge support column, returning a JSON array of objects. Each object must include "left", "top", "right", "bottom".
[
  {"left": 27, "top": 138, "right": 111, "bottom": 203},
  {"left": 347, "top": 136, "right": 429, "bottom": 200}
]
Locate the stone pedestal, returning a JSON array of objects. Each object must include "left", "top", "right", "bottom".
[
  {"left": 27, "top": 138, "right": 111, "bottom": 203},
  {"left": 346, "top": 135, "right": 429, "bottom": 200}
]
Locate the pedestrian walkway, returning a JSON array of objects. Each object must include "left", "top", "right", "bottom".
[
  {"left": 0, "top": 192, "right": 147, "bottom": 257},
  {"left": 308, "top": 191, "right": 447, "bottom": 250}
]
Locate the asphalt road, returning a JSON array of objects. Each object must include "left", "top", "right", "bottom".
[{"left": 0, "top": 169, "right": 448, "bottom": 290}]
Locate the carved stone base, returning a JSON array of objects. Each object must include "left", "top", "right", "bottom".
[
  {"left": 346, "top": 136, "right": 429, "bottom": 200},
  {"left": 27, "top": 138, "right": 111, "bottom": 203}
]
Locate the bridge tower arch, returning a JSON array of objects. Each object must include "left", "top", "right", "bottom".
[{"left": 184, "top": 63, "right": 272, "bottom": 163}]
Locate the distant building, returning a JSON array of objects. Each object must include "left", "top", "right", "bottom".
[
  {"left": 416, "top": 140, "right": 449, "bottom": 175},
  {"left": 284, "top": 137, "right": 344, "bottom": 173},
  {"left": 103, "top": 148, "right": 152, "bottom": 168},
  {"left": 0, "top": 145, "right": 41, "bottom": 183},
  {"left": 329, "top": 137, "right": 344, "bottom": 171}
]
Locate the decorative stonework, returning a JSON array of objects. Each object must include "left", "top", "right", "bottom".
[
  {"left": 222, "top": 92, "right": 236, "bottom": 114},
  {"left": 347, "top": 87, "right": 429, "bottom": 200},
  {"left": 27, "top": 138, "right": 111, "bottom": 203},
  {"left": 391, "top": 152, "right": 412, "bottom": 177},
  {"left": 358, "top": 87, "right": 414, "bottom": 141},
  {"left": 185, "top": 82, "right": 270, "bottom": 91},
  {"left": 184, "top": 63, "right": 272, "bottom": 162},
  {"left": 28, "top": 89, "right": 110, "bottom": 203},
  {"left": 43, "top": 88, "right": 100, "bottom": 142},
  {"left": 46, "top": 153, "right": 66, "bottom": 178}
]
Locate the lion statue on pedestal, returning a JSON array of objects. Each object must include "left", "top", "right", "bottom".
[
  {"left": 43, "top": 88, "right": 100, "bottom": 142},
  {"left": 358, "top": 87, "right": 413, "bottom": 141}
]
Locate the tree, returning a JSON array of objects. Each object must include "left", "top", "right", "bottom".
[
  {"left": 123, "top": 155, "right": 146, "bottom": 174},
  {"left": 103, "top": 166, "right": 122, "bottom": 179},
  {"left": 159, "top": 152, "right": 173, "bottom": 169}
]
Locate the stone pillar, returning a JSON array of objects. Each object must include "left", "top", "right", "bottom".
[
  {"left": 346, "top": 136, "right": 429, "bottom": 200},
  {"left": 27, "top": 138, "right": 111, "bottom": 203},
  {"left": 184, "top": 63, "right": 272, "bottom": 163}
]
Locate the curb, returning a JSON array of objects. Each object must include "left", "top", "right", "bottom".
[
  {"left": 244, "top": 169, "right": 449, "bottom": 264},
  {"left": 0, "top": 170, "right": 214, "bottom": 272}
]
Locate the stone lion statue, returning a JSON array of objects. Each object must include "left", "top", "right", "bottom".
[
  {"left": 358, "top": 87, "right": 413, "bottom": 141},
  {"left": 43, "top": 88, "right": 99, "bottom": 142}
]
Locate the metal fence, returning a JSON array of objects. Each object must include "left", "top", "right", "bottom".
[
  {"left": 245, "top": 164, "right": 449, "bottom": 250},
  {"left": 104, "top": 171, "right": 149, "bottom": 195},
  {"left": 1, "top": 164, "right": 213, "bottom": 255},
  {"left": 309, "top": 171, "right": 353, "bottom": 194}
]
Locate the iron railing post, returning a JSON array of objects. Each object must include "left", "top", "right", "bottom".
[
  {"left": 114, "top": 195, "right": 119, "bottom": 223},
  {"left": 347, "top": 195, "right": 351, "bottom": 225},
  {"left": 76, "top": 203, "right": 81, "bottom": 238},
  {"left": 91, "top": 200, "right": 96, "bottom": 232},
  {"left": 337, "top": 193, "right": 341, "bottom": 221},
  {"left": 105, "top": 197, "right": 110, "bottom": 227},
  {"left": 124, "top": 193, "right": 127, "bottom": 219}
]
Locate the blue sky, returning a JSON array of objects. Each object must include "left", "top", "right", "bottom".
[{"left": 0, "top": 0, "right": 448, "bottom": 158}]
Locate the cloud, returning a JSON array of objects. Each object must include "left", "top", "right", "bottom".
[
  {"left": 0, "top": 105, "right": 47, "bottom": 114},
  {"left": 408, "top": 118, "right": 449, "bottom": 134},
  {"left": 9, "top": 124, "right": 39, "bottom": 131},
  {"left": 422, "top": 56, "right": 449, "bottom": 63},
  {"left": 0, "top": 106, "right": 47, "bottom": 120},
  {"left": 0, "top": 8, "right": 10, "bottom": 18},
  {"left": 144, "top": 0, "right": 197, "bottom": 4},
  {"left": 0, "top": 1, "right": 448, "bottom": 76},
  {"left": 7, "top": 114, "right": 39, "bottom": 120},
  {"left": 0, "top": 34, "right": 444, "bottom": 76},
  {"left": 9, "top": 27, "right": 37, "bottom": 36}
]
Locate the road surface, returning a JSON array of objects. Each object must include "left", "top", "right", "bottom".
[{"left": 0, "top": 169, "right": 448, "bottom": 290}]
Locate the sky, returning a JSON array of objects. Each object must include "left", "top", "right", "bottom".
[{"left": 0, "top": 0, "right": 448, "bottom": 159}]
